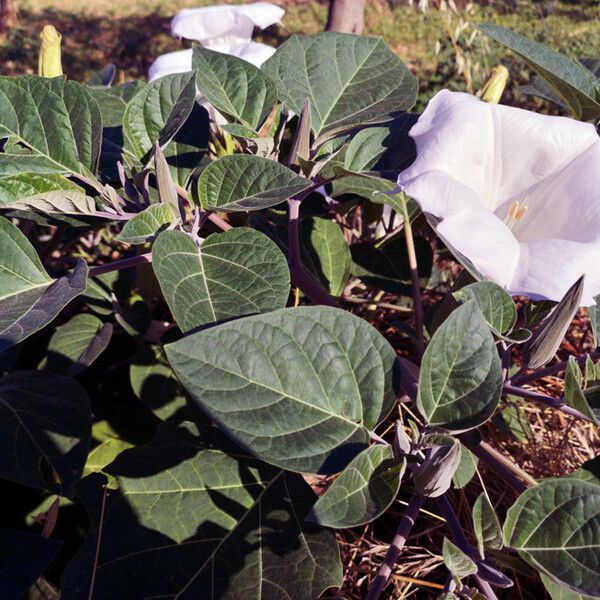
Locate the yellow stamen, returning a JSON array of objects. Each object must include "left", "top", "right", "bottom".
[{"left": 504, "top": 197, "right": 529, "bottom": 228}]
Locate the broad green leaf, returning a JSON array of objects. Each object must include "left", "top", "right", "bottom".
[
  {"left": 453, "top": 281, "right": 516, "bottom": 335},
  {"left": 499, "top": 400, "right": 534, "bottom": 443},
  {"left": 130, "top": 345, "right": 188, "bottom": 421},
  {"left": 307, "top": 445, "right": 406, "bottom": 528},
  {"left": 479, "top": 25, "right": 600, "bottom": 121},
  {"left": 262, "top": 32, "right": 418, "bottom": 140},
  {"left": 44, "top": 313, "right": 112, "bottom": 376},
  {"left": 417, "top": 302, "right": 503, "bottom": 431},
  {"left": 1, "top": 189, "right": 96, "bottom": 216},
  {"left": 569, "top": 457, "right": 600, "bottom": 487},
  {"left": 0, "top": 75, "right": 102, "bottom": 179},
  {"left": 343, "top": 114, "right": 418, "bottom": 176},
  {"left": 198, "top": 154, "right": 310, "bottom": 212},
  {"left": 153, "top": 227, "right": 290, "bottom": 332},
  {"left": 0, "top": 175, "right": 86, "bottom": 207},
  {"left": 442, "top": 537, "right": 478, "bottom": 579},
  {"left": 452, "top": 445, "right": 479, "bottom": 489},
  {"left": 166, "top": 306, "right": 399, "bottom": 474},
  {"left": 0, "top": 529, "right": 61, "bottom": 599},
  {"left": 117, "top": 203, "right": 175, "bottom": 245},
  {"left": 522, "top": 275, "right": 585, "bottom": 369},
  {"left": 301, "top": 217, "right": 351, "bottom": 296},
  {"left": 351, "top": 234, "right": 433, "bottom": 294},
  {"left": 82, "top": 437, "right": 133, "bottom": 481},
  {"left": 504, "top": 478, "right": 600, "bottom": 597},
  {"left": 61, "top": 422, "right": 342, "bottom": 599},
  {"left": 0, "top": 371, "right": 91, "bottom": 494},
  {"left": 541, "top": 573, "right": 597, "bottom": 600},
  {"left": 0, "top": 217, "right": 88, "bottom": 353},
  {"left": 329, "top": 172, "right": 397, "bottom": 199},
  {"left": 87, "top": 81, "right": 143, "bottom": 128},
  {"left": 193, "top": 45, "right": 277, "bottom": 130},
  {"left": 472, "top": 493, "right": 503, "bottom": 558},
  {"left": 123, "top": 72, "right": 198, "bottom": 161}
]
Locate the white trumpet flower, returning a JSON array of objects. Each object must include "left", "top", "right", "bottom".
[{"left": 397, "top": 90, "right": 600, "bottom": 306}]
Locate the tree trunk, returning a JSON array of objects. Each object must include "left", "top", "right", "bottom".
[
  {"left": 326, "top": 0, "right": 365, "bottom": 35},
  {"left": 0, "top": 0, "right": 15, "bottom": 34}
]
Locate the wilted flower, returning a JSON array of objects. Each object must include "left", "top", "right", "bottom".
[
  {"left": 397, "top": 90, "right": 600, "bottom": 306},
  {"left": 148, "top": 2, "right": 284, "bottom": 81}
]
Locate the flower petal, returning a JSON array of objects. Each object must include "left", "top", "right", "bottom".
[
  {"left": 148, "top": 49, "right": 192, "bottom": 82},
  {"left": 171, "top": 3, "right": 284, "bottom": 43}
]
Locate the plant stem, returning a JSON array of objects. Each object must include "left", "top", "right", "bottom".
[
  {"left": 207, "top": 212, "right": 232, "bottom": 231},
  {"left": 504, "top": 383, "right": 591, "bottom": 422},
  {"left": 365, "top": 494, "right": 424, "bottom": 600},
  {"left": 88, "top": 252, "right": 152, "bottom": 277},
  {"left": 511, "top": 352, "right": 600, "bottom": 386},
  {"left": 287, "top": 199, "right": 339, "bottom": 308},
  {"left": 400, "top": 195, "right": 424, "bottom": 357},
  {"left": 462, "top": 438, "right": 532, "bottom": 493}
]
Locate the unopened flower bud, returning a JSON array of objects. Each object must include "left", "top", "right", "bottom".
[
  {"left": 38, "top": 25, "right": 63, "bottom": 78},
  {"left": 480, "top": 65, "right": 509, "bottom": 104}
]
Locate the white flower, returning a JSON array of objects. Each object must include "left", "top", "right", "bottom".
[
  {"left": 397, "top": 90, "right": 600, "bottom": 306},
  {"left": 148, "top": 2, "right": 284, "bottom": 82}
]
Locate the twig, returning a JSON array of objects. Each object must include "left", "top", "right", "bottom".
[
  {"left": 88, "top": 252, "right": 152, "bottom": 277},
  {"left": 462, "top": 439, "right": 532, "bottom": 493},
  {"left": 88, "top": 484, "right": 109, "bottom": 600},
  {"left": 400, "top": 195, "right": 424, "bottom": 356},
  {"left": 504, "top": 383, "right": 591, "bottom": 422},
  {"left": 365, "top": 494, "right": 424, "bottom": 600}
]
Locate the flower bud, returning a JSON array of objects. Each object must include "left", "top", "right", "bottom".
[
  {"left": 38, "top": 25, "right": 63, "bottom": 78},
  {"left": 480, "top": 65, "right": 509, "bottom": 104}
]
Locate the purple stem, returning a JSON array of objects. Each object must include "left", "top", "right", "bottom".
[
  {"left": 511, "top": 352, "right": 600, "bottom": 386},
  {"left": 88, "top": 253, "right": 152, "bottom": 277},
  {"left": 365, "top": 494, "right": 424, "bottom": 600},
  {"left": 287, "top": 199, "right": 339, "bottom": 308},
  {"left": 504, "top": 383, "right": 591, "bottom": 421}
]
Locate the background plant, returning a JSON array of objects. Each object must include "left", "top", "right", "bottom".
[{"left": 0, "top": 9, "right": 599, "bottom": 600}]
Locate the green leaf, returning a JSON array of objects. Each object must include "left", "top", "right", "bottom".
[
  {"left": 504, "top": 478, "right": 600, "bottom": 597},
  {"left": 442, "top": 537, "right": 478, "bottom": 579},
  {"left": 472, "top": 493, "right": 503, "bottom": 558},
  {"left": 564, "top": 357, "right": 600, "bottom": 424},
  {"left": 262, "top": 32, "right": 418, "bottom": 140},
  {"left": 301, "top": 217, "right": 351, "bottom": 296},
  {"left": 0, "top": 529, "right": 61, "bottom": 599},
  {"left": 45, "top": 313, "right": 112, "bottom": 376},
  {"left": 117, "top": 203, "right": 175, "bottom": 245},
  {"left": 351, "top": 234, "right": 433, "bottom": 294},
  {"left": 307, "top": 445, "right": 406, "bottom": 528},
  {"left": 0, "top": 371, "right": 91, "bottom": 494},
  {"left": 82, "top": 437, "right": 133, "bottom": 481},
  {"left": 343, "top": 114, "right": 418, "bottom": 176},
  {"left": 0, "top": 175, "right": 87, "bottom": 207},
  {"left": 453, "top": 281, "right": 516, "bottom": 335},
  {"left": 417, "top": 302, "right": 503, "bottom": 431},
  {"left": 589, "top": 297, "right": 600, "bottom": 350},
  {"left": 0, "top": 216, "right": 88, "bottom": 353},
  {"left": 166, "top": 306, "right": 399, "bottom": 474},
  {"left": 122, "top": 72, "right": 198, "bottom": 161},
  {"left": 499, "top": 400, "right": 534, "bottom": 443},
  {"left": 1, "top": 189, "right": 96, "bottom": 217},
  {"left": 522, "top": 275, "right": 585, "bottom": 369},
  {"left": 193, "top": 45, "right": 277, "bottom": 130},
  {"left": 0, "top": 75, "right": 102, "bottom": 176},
  {"left": 61, "top": 421, "right": 342, "bottom": 599},
  {"left": 130, "top": 345, "right": 188, "bottom": 421},
  {"left": 479, "top": 25, "right": 600, "bottom": 121},
  {"left": 413, "top": 436, "right": 462, "bottom": 497},
  {"left": 568, "top": 457, "right": 600, "bottom": 487},
  {"left": 541, "top": 573, "right": 597, "bottom": 600},
  {"left": 452, "top": 445, "right": 479, "bottom": 489},
  {"left": 198, "top": 154, "right": 311, "bottom": 212},
  {"left": 153, "top": 227, "right": 290, "bottom": 333}
]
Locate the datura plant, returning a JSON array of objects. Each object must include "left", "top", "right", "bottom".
[{"left": 0, "top": 19, "right": 599, "bottom": 600}]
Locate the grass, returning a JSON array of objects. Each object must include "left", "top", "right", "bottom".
[{"left": 3, "top": 0, "right": 600, "bottom": 109}]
